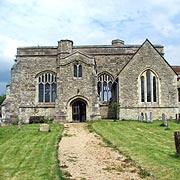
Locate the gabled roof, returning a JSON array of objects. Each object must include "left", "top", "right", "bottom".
[
  {"left": 59, "top": 50, "right": 95, "bottom": 66},
  {"left": 118, "top": 39, "right": 178, "bottom": 76}
]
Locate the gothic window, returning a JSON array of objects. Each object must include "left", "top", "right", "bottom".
[
  {"left": 79, "top": 65, "right": 82, "bottom": 77},
  {"left": 146, "top": 71, "right": 151, "bottom": 102},
  {"left": 74, "top": 65, "right": 77, "bottom": 77},
  {"left": 141, "top": 76, "right": 145, "bottom": 102},
  {"left": 38, "top": 72, "right": 56, "bottom": 103},
  {"left": 98, "top": 73, "right": 112, "bottom": 101},
  {"left": 74, "top": 64, "right": 82, "bottom": 78},
  {"left": 178, "top": 88, "right": 180, "bottom": 102},
  {"left": 153, "top": 76, "right": 157, "bottom": 102},
  {"left": 140, "top": 70, "right": 158, "bottom": 103}
]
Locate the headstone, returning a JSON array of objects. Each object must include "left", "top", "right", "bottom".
[
  {"left": 145, "top": 113, "right": 148, "bottom": 122},
  {"left": 178, "top": 114, "right": 180, "bottom": 123},
  {"left": 174, "top": 131, "right": 180, "bottom": 156},
  {"left": 39, "top": 123, "right": 50, "bottom": 132},
  {"left": 145, "top": 112, "right": 153, "bottom": 123},
  {"left": 18, "top": 121, "right": 22, "bottom": 130},
  {"left": 141, "top": 113, "right": 144, "bottom": 121},
  {"left": 165, "top": 123, "right": 170, "bottom": 130},
  {"left": 162, "top": 113, "right": 167, "bottom": 126},
  {"left": 139, "top": 113, "right": 144, "bottom": 121},
  {"left": 149, "top": 112, "right": 153, "bottom": 123},
  {"left": 170, "top": 116, "right": 173, "bottom": 121}
]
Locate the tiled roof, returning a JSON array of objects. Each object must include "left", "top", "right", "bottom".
[{"left": 171, "top": 66, "right": 180, "bottom": 73}]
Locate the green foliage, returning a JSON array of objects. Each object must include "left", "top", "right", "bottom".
[
  {"left": 0, "top": 94, "right": 6, "bottom": 105},
  {"left": 108, "top": 101, "right": 120, "bottom": 119},
  {"left": 29, "top": 116, "right": 54, "bottom": 124},
  {"left": 0, "top": 123, "right": 64, "bottom": 180},
  {"left": 42, "top": 117, "right": 54, "bottom": 124},
  {"left": 138, "top": 168, "right": 150, "bottom": 178},
  {"left": 11, "top": 119, "right": 20, "bottom": 125},
  {"left": 90, "top": 120, "right": 180, "bottom": 180}
]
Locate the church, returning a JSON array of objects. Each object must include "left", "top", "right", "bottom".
[{"left": 1, "top": 39, "right": 180, "bottom": 123}]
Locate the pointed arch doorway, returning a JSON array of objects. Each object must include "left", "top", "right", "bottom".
[{"left": 72, "top": 100, "right": 86, "bottom": 122}]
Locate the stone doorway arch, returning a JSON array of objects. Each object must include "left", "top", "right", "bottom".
[{"left": 72, "top": 99, "right": 86, "bottom": 122}]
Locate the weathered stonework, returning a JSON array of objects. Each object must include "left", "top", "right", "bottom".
[{"left": 1, "top": 39, "right": 180, "bottom": 123}]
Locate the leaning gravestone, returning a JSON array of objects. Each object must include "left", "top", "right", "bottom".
[
  {"left": 162, "top": 113, "right": 167, "bottom": 126},
  {"left": 174, "top": 131, "right": 180, "bottom": 156},
  {"left": 39, "top": 124, "right": 50, "bottom": 132}
]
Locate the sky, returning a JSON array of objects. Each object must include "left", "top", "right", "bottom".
[{"left": 0, "top": 0, "right": 180, "bottom": 95}]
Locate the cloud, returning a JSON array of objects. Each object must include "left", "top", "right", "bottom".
[
  {"left": 0, "top": 0, "right": 180, "bottom": 94},
  {"left": 165, "top": 45, "right": 180, "bottom": 65},
  {"left": 0, "top": 35, "right": 29, "bottom": 69}
]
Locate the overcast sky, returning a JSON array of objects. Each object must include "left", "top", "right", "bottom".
[{"left": 0, "top": 0, "right": 180, "bottom": 94}]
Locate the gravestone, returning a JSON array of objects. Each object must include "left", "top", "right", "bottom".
[
  {"left": 169, "top": 116, "right": 173, "bottom": 121},
  {"left": 165, "top": 123, "right": 170, "bottom": 130},
  {"left": 149, "top": 112, "right": 153, "bottom": 123},
  {"left": 18, "top": 121, "right": 22, "bottom": 130},
  {"left": 145, "top": 112, "right": 153, "bottom": 123},
  {"left": 178, "top": 114, "right": 180, "bottom": 123},
  {"left": 162, "top": 113, "right": 167, "bottom": 126},
  {"left": 145, "top": 113, "right": 148, "bottom": 122},
  {"left": 139, "top": 113, "right": 144, "bottom": 121},
  {"left": 39, "top": 123, "right": 50, "bottom": 132},
  {"left": 174, "top": 131, "right": 180, "bottom": 156}
]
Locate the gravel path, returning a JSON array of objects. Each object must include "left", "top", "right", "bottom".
[{"left": 58, "top": 123, "right": 151, "bottom": 180}]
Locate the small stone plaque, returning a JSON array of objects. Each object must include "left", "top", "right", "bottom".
[{"left": 39, "top": 123, "right": 50, "bottom": 132}]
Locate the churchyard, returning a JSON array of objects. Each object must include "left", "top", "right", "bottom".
[
  {"left": 0, "top": 119, "right": 180, "bottom": 180},
  {"left": 90, "top": 120, "right": 180, "bottom": 180},
  {"left": 0, "top": 123, "right": 63, "bottom": 180}
]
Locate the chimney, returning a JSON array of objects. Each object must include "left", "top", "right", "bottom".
[{"left": 112, "top": 39, "right": 124, "bottom": 46}]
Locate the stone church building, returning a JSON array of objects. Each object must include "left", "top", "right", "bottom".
[{"left": 1, "top": 39, "right": 180, "bottom": 123}]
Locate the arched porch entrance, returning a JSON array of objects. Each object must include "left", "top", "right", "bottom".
[{"left": 72, "top": 100, "right": 86, "bottom": 122}]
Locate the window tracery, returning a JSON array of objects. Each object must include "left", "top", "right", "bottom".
[
  {"left": 38, "top": 72, "right": 56, "bottom": 102},
  {"left": 74, "top": 64, "right": 82, "bottom": 78},
  {"left": 140, "top": 70, "right": 158, "bottom": 103},
  {"left": 98, "top": 73, "right": 112, "bottom": 101}
]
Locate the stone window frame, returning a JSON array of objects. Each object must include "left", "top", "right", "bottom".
[
  {"left": 139, "top": 69, "right": 159, "bottom": 103},
  {"left": 73, "top": 62, "right": 82, "bottom": 78},
  {"left": 36, "top": 71, "right": 57, "bottom": 103},
  {"left": 98, "top": 72, "right": 113, "bottom": 102}
]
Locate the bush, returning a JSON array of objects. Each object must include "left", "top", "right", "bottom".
[
  {"left": 11, "top": 119, "right": 20, "bottom": 125},
  {"left": 29, "top": 116, "right": 53, "bottom": 124},
  {"left": 29, "top": 116, "right": 44, "bottom": 124}
]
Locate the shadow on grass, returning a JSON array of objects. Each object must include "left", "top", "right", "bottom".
[{"left": 168, "top": 153, "right": 180, "bottom": 160}]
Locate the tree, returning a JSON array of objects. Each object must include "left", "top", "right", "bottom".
[{"left": 0, "top": 95, "right": 6, "bottom": 105}]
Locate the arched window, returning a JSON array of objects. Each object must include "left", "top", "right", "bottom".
[
  {"left": 146, "top": 71, "right": 151, "bottom": 102},
  {"left": 78, "top": 65, "right": 82, "bottom": 77},
  {"left": 141, "top": 76, "right": 145, "bottom": 102},
  {"left": 74, "top": 64, "right": 82, "bottom": 78},
  {"left": 74, "top": 65, "right": 77, "bottom": 77},
  {"left": 98, "top": 73, "right": 112, "bottom": 101},
  {"left": 38, "top": 72, "right": 56, "bottom": 103},
  {"left": 140, "top": 70, "right": 158, "bottom": 103}
]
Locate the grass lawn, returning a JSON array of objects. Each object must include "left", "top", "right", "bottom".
[
  {"left": 90, "top": 120, "right": 180, "bottom": 180},
  {"left": 0, "top": 123, "right": 63, "bottom": 180}
]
